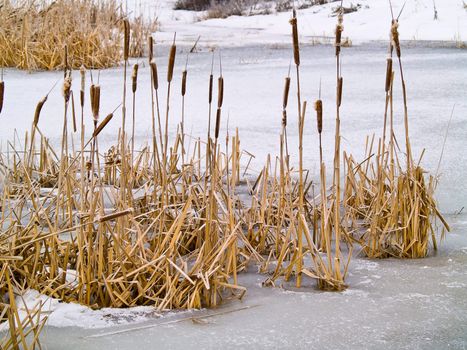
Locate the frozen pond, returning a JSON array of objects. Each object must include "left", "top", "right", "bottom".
[{"left": 1, "top": 43, "right": 466, "bottom": 349}]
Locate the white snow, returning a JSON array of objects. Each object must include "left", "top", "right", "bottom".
[
  {"left": 0, "top": 289, "right": 195, "bottom": 331},
  {"left": 138, "top": 0, "right": 467, "bottom": 46}
]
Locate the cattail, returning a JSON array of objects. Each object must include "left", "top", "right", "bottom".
[
  {"left": 90, "top": 84, "right": 101, "bottom": 123},
  {"left": 335, "top": 13, "right": 344, "bottom": 56},
  {"left": 181, "top": 70, "right": 187, "bottom": 96},
  {"left": 385, "top": 58, "right": 393, "bottom": 92},
  {"left": 315, "top": 99, "right": 323, "bottom": 133},
  {"left": 0, "top": 80, "right": 4, "bottom": 115},
  {"left": 93, "top": 113, "right": 114, "bottom": 137},
  {"left": 282, "top": 110, "right": 287, "bottom": 128},
  {"left": 63, "top": 45, "right": 68, "bottom": 76},
  {"left": 132, "top": 64, "right": 139, "bottom": 93},
  {"left": 208, "top": 74, "right": 213, "bottom": 104},
  {"left": 215, "top": 108, "right": 221, "bottom": 139},
  {"left": 148, "top": 36, "right": 154, "bottom": 62},
  {"left": 167, "top": 42, "right": 176, "bottom": 83},
  {"left": 391, "top": 20, "right": 401, "bottom": 58},
  {"left": 123, "top": 19, "right": 130, "bottom": 61},
  {"left": 337, "top": 77, "right": 343, "bottom": 107},
  {"left": 63, "top": 71, "right": 72, "bottom": 103},
  {"left": 80, "top": 65, "right": 86, "bottom": 107},
  {"left": 290, "top": 10, "right": 300, "bottom": 66},
  {"left": 150, "top": 60, "right": 159, "bottom": 90},
  {"left": 283, "top": 77, "right": 290, "bottom": 109},
  {"left": 33, "top": 96, "right": 47, "bottom": 127},
  {"left": 217, "top": 76, "right": 224, "bottom": 108}
]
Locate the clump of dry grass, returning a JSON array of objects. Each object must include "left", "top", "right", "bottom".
[
  {"left": 0, "top": 0, "right": 157, "bottom": 70},
  {"left": 343, "top": 18, "right": 450, "bottom": 258}
]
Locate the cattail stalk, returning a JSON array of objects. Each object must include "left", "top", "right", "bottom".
[
  {"left": 121, "top": 19, "right": 130, "bottom": 205},
  {"left": 131, "top": 64, "right": 139, "bottom": 164}
]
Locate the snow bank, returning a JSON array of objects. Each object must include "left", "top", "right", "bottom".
[{"left": 130, "top": 0, "right": 467, "bottom": 46}]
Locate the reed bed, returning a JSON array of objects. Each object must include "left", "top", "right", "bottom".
[
  {"left": 343, "top": 18, "right": 449, "bottom": 258},
  {"left": 0, "top": 5, "right": 450, "bottom": 345},
  {"left": 0, "top": 0, "right": 157, "bottom": 70}
]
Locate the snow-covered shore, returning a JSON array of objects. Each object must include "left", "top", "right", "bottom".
[{"left": 144, "top": 0, "right": 467, "bottom": 46}]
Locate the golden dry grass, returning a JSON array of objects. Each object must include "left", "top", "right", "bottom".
[{"left": 0, "top": 0, "right": 156, "bottom": 70}]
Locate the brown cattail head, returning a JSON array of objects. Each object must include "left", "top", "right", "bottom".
[
  {"left": 148, "top": 36, "right": 154, "bottom": 62},
  {"left": 93, "top": 113, "right": 114, "bottom": 137},
  {"left": 167, "top": 43, "right": 176, "bottom": 83},
  {"left": 132, "top": 64, "right": 139, "bottom": 93},
  {"left": 215, "top": 108, "right": 221, "bottom": 139},
  {"left": 208, "top": 74, "right": 213, "bottom": 104},
  {"left": 150, "top": 60, "right": 159, "bottom": 90},
  {"left": 315, "top": 99, "right": 323, "bottom": 133},
  {"left": 282, "top": 109, "right": 287, "bottom": 128},
  {"left": 123, "top": 19, "right": 130, "bottom": 61},
  {"left": 337, "top": 77, "right": 343, "bottom": 107},
  {"left": 0, "top": 80, "right": 4, "bottom": 115},
  {"left": 63, "top": 71, "right": 72, "bottom": 103},
  {"left": 98, "top": 208, "right": 133, "bottom": 223},
  {"left": 385, "top": 58, "right": 393, "bottom": 92},
  {"left": 90, "top": 84, "right": 101, "bottom": 122},
  {"left": 181, "top": 70, "right": 187, "bottom": 96},
  {"left": 335, "top": 13, "right": 344, "bottom": 56},
  {"left": 33, "top": 96, "right": 47, "bottom": 127},
  {"left": 217, "top": 76, "right": 224, "bottom": 108},
  {"left": 283, "top": 77, "right": 291, "bottom": 109},
  {"left": 289, "top": 10, "right": 300, "bottom": 66},
  {"left": 391, "top": 20, "right": 401, "bottom": 58},
  {"left": 80, "top": 65, "right": 86, "bottom": 107}
]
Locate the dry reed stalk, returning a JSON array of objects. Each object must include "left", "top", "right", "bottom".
[{"left": 131, "top": 63, "right": 139, "bottom": 164}]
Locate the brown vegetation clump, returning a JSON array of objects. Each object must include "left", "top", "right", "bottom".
[{"left": 0, "top": 0, "right": 157, "bottom": 70}]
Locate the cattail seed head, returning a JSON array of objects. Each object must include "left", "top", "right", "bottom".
[
  {"left": 315, "top": 99, "right": 323, "bottom": 133},
  {"left": 181, "top": 70, "right": 187, "bottom": 96},
  {"left": 217, "top": 76, "right": 224, "bottom": 108},
  {"left": 0, "top": 81, "right": 4, "bottom": 115},
  {"left": 337, "top": 77, "right": 343, "bottom": 107},
  {"left": 208, "top": 74, "right": 213, "bottom": 104},
  {"left": 80, "top": 65, "right": 86, "bottom": 107},
  {"left": 150, "top": 60, "right": 159, "bottom": 90},
  {"left": 335, "top": 13, "right": 344, "bottom": 56},
  {"left": 391, "top": 20, "right": 401, "bottom": 58},
  {"left": 283, "top": 77, "right": 290, "bottom": 109},
  {"left": 167, "top": 44, "right": 176, "bottom": 83},
  {"left": 90, "top": 84, "right": 101, "bottom": 122},
  {"left": 289, "top": 10, "right": 300, "bottom": 66},
  {"left": 385, "top": 58, "right": 393, "bottom": 93},
  {"left": 93, "top": 113, "right": 114, "bottom": 137},
  {"left": 123, "top": 19, "right": 130, "bottom": 61},
  {"left": 282, "top": 109, "right": 287, "bottom": 128},
  {"left": 132, "top": 64, "right": 139, "bottom": 93},
  {"left": 33, "top": 96, "right": 47, "bottom": 127},
  {"left": 215, "top": 108, "right": 221, "bottom": 139},
  {"left": 63, "top": 71, "right": 72, "bottom": 103},
  {"left": 148, "top": 36, "right": 154, "bottom": 62}
]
